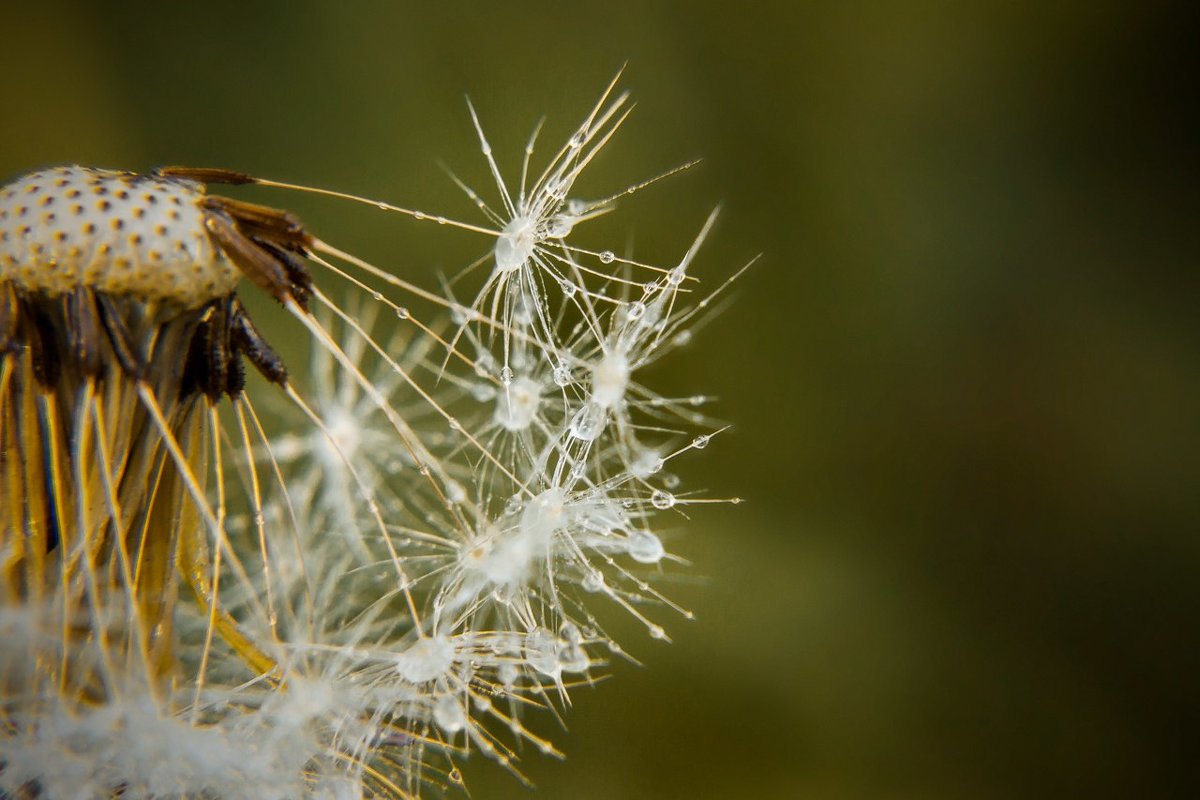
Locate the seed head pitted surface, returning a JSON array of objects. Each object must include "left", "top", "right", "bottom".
[{"left": 0, "top": 165, "right": 239, "bottom": 307}]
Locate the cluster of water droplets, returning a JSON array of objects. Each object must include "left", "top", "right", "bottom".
[{"left": 177, "top": 76, "right": 745, "bottom": 797}]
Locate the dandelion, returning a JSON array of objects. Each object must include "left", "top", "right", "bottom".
[{"left": 0, "top": 75, "right": 745, "bottom": 797}]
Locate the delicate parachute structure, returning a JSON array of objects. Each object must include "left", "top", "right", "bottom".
[{"left": 0, "top": 74, "right": 747, "bottom": 798}]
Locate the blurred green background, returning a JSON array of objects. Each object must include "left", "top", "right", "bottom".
[{"left": 3, "top": 1, "right": 1197, "bottom": 797}]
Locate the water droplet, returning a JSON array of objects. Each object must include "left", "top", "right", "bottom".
[
  {"left": 632, "top": 449, "right": 664, "bottom": 478},
  {"left": 569, "top": 402, "right": 607, "bottom": 441},
  {"left": 499, "top": 365, "right": 514, "bottom": 385},
  {"left": 371, "top": 291, "right": 383, "bottom": 301},
  {"left": 560, "top": 279, "right": 577, "bottom": 297},
  {"left": 552, "top": 363, "right": 572, "bottom": 387},
  {"left": 648, "top": 624, "right": 668, "bottom": 640},
  {"left": 628, "top": 530, "right": 665, "bottom": 564},
  {"left": 395, "top": 306, "right": 409, "bottom": 319},
  {"left": 498, "top": 661, "right": 518, "bottom": 689},
  {"left": 524, "top": 628, "right": 561, "bottom": 677},
  {"left": 556, "top": 638, "right": 589, "bottom": 673},
  {"left": 582, "top": 569, "right": 605, "bottom": 593},
  {"left": 692, "top": 434, "right": 710, "bottom": 449},
  {"left": 627, "top": 301, "right": 645, "bottom": 321},
  {"left": 650, "top": 490, "right": 675, "bottom": 510},
  {"left": 434, "top": 695, "right": 467, "bottom": 733},
  {"left": 413, "top": 210, "right": 426, "bottom": 220},
  {"left": 559, "top": 622, "right": 582, "bottom": 643},
  {"left": 569, "top": 130, "right": 586, "bottom": 149},
  {"left": 598, "top": 250, "right": 615, "bottom": 264},
  {"left": 467, "top": 361, "right": 489, "bottom": 384},
  {"left": 547, "top": 214, "right": 575, "bottom": 238},
  {"left": 668, "top": 266, "right": 686, "bottom": 285},
  {"left": 494, "top": 233, "right": 523, "bottom": 272}
]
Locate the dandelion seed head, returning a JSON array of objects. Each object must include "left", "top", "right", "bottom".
[
  {"left": 590, "top": 351, "right": 630, "bottom": 408},
  {"left": 0, "top": 71, "right": 746, "bottom": 798},
  {"left": 494, "top": 375, "right": 543, "bottom": 431},
  {"left": 318, "top": 405, "right": 364, "bottom": 466},
  {"left": 494, "top": 214, "right": 537, "bottom": 274}
]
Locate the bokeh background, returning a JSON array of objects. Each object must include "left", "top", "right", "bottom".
[{"left": 3, "top": 1, "right": 1197, "bottom": 797}]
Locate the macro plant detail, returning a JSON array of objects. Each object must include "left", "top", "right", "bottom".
[{"left": 0, "top": 76, "right": 745, "bottom": 798}]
